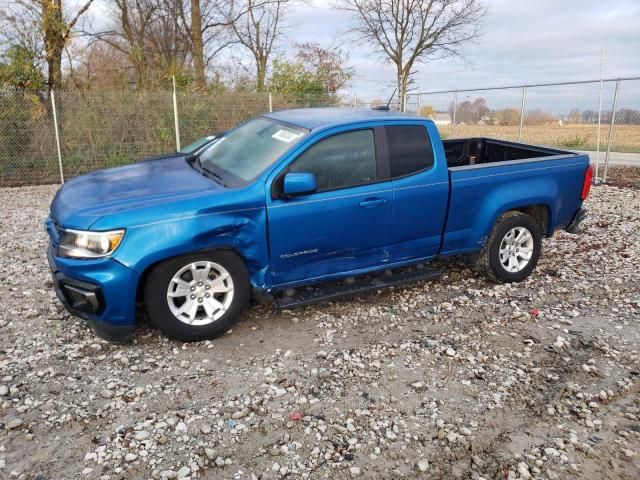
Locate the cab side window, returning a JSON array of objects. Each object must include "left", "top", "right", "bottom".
[
  {"left": 386, "top": 125, "right": 434, "bottom": 178},
  {"left": 290, "top": 129, "right": 377, "bottom": 192}
]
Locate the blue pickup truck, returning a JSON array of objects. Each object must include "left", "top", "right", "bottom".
[{"left": 45, "top": 108, "right": 591, "bottom": 343}]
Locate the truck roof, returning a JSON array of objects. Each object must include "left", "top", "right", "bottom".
[{"left": 263, "top": 107, "right": 424, "bottom": 130}]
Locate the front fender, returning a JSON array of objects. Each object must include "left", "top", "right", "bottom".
[{"left": 111, "top": 207, "right": 270, "bottom": 288}]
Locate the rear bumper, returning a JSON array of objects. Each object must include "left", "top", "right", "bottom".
[
  {"left": 47, "top": 243, "right": 138, "bottom": 343},
  {"left": 565, "top": 208, "right": 587, "bottom": 234}
]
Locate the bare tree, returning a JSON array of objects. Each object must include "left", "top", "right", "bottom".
[
  {"left": 147, "top": 0, "right": 192, "bottom": 76},
  {"left": 176, "top": 0, "right": 239, "bottom": 89},
  {"left": 112, "top": 0, "right": 159, "bottom": 90},
  {"left": 339, "top": 0, "right": 485, "bottom": 110},
  {"left": 448, "top": 97, "right": 488, "bottom": 123},
  {"left": 66, "top": 41, "right": 133, "bottom": 90},
  {"left": 190, "top": 0, "right": 207, "bottom": 87},
  {"left": 0, "top": 2, "right": 42, "bottom": 59},
  {"left": 230, "top": 0, "right": 291, "bottom": 91},
  {"left": 567, "top": 108, "right": 582, "bottom": 124},
  {"left": 1, "top": 0, "right": 95, "bottom": 90},
  {"left": 96, "top": 0, "right": 189, "bottom": 90},
  {"left": 87, "top": 0, "right": 238, "bottom": 90}
]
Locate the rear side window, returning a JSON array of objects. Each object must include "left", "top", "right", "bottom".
[
  {"left": 290, "top": 129, "right": 377, "bottom": 192},
  {"left": 386, "top": 125, "right": 434, "bottom": 178}
]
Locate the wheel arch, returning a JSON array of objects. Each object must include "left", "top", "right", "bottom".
[
  {"left": 486, "top": 201, "right": 554, "bottom": 241},
  {"left": 509, "top": 204, "right": 552, "bottom": 237},
  {"left": 135, "top": 245, "right": 251, "bottom": 305}
]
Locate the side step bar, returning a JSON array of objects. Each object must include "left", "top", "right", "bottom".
[{"left": 275, "top": 267, "right": 441, "bottom": 310}]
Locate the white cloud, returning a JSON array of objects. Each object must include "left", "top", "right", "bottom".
[
  {"left": 85, "top": 0, "right": 640, "bottom": 109},
  {"left": 287, "top": 0, "right": 640, "bottom": 102}
]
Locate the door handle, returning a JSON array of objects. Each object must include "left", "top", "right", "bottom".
[{"left": 359, "top": 198, "right": 386, "bottom": 208}]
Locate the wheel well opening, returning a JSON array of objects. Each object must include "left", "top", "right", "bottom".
[
  {"left": 134, "top": 247, "right": 247, "bottom": 304},
  {"left": 513, "top": 204, "right": 550, "bottom": 236}
]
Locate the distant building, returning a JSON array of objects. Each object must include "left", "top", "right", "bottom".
[{"left": 429, "top": 113, "right": 452, "bottom": 125}]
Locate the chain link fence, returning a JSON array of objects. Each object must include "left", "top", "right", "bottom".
[
  {"left": 1, "top": 78, "right": 639, "bottom": 187},
  {"left": 406, "top": 77, "right": 640, "bottom": 187},
  {"left": 0, "top": 89, "right": 338, "bottom": 187},
  {"left": 0, "top": 91, "right": 59, "bottom": 186}
]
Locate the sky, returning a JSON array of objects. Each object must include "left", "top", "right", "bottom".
[
  {"left": 285, "top": 0, "right": 640, "bottom": 109},
  {"left": 82, "top": 0, "right": 640, "bottom": 112}
]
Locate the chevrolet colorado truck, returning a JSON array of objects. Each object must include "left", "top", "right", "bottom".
[{"left": 45, "top": 108, "right": 591, "bottom": 343}]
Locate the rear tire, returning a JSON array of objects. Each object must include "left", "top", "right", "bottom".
[
  {"left": 144, "top": 251, "right": 250, "bottom": 342},
  {"left": 477, "top": 211, "right": 542, "bottom": 283}
]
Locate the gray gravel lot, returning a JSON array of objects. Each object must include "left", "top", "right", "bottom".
[{"left": 0, "top": 185, "right": 639, "bottom": 480}]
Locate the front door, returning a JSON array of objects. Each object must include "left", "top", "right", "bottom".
[{"left": 266, "top": 128, "right": 392, "bottom": 287}]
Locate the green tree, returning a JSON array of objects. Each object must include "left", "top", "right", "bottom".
[
  {"left": 0, "top": 45, "right": 45, "bottom": 181},
  {"left": 295, "top": 42, "right": 353, "bottom": 94},
  {"left": 0, "top": 45, "right": 45, "bottom": 90},
  {"left": 269, "top": 58, "right": 323, "bottom": 95},
  {"left": 269, "top": 43, "right": 353, "bottom": 96},
  {"left": 1, "top": 0, "right": 94, "bottom": 90}
]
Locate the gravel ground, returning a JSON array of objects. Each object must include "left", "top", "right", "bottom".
[{"left": 1, "top": 185, "right": 639, "bottom": 480}]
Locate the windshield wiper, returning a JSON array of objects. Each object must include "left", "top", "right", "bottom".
[
  {"left": 190, "top": 155, "right": 228, "bottom": 187},
  {"left": 201, "top": 165, "right": 228, "bottom": 187}
]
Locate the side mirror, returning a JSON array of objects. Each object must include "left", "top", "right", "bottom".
[{"left": 282, "top": 172, "right": 317, "bottom": 197}]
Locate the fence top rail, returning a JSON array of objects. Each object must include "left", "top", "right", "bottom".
[{"left": 417, "top": 76, "right": 640, "bottom": 95}]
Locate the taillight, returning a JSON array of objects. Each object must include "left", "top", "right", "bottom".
[{"left": 581, "top": 165, "right": 593, "bottom": 200}]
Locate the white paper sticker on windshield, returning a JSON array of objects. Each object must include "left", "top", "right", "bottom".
[{"left": 272, "top": 129, "right": 302, "bottom": 143}]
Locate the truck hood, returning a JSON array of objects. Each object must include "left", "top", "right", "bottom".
[{"left": 51, "top": 157, "right": 222, "bottom": 229}]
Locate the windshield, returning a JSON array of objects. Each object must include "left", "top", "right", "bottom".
[
  {"left": 198, "top": 117, "right": 308, "bottom": 185},
  {"left": 179, "top": 136, "right": 217, "bottom": 154}
]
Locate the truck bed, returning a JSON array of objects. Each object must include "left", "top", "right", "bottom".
[
  {"left": 443, "top": 137, "right": 570, "bottom": 168},
  {"left": 440, "top": 137, "right": 589, "bottom": 256}
]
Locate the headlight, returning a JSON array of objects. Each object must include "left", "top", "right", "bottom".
[{"left": 58, "top": 229, "right": 125, "bottom": 258}]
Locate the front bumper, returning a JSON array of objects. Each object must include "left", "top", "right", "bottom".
[
  {"left": 47, "top": 243, "right": 139, "bottom": 343},
  {"left": 565, "top": 208, "right": 588, "bottom": 234}
]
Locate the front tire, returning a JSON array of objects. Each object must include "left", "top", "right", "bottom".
[
  {"left": 477, "top": 211, "right": 542, "bottom": 283},
  {"left": 144, "top": 251, "right": 250, "bottom": 342}
]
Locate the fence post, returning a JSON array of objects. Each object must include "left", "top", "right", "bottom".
[
  {"left": 417, "top": 93, "right": 422, "bottom": 114},
  {"left": 269, "top": 91, "right": 273, "bottom": 112},
  {"left": 518, "top": 86, "right": 527, "bottom": 142},
  {"left": 452, "top": 92, "right": 458, "bottom": 136},
  {"left": 172, "top": 76, "right": 181, "bottom": 151},
  {"left": 594, "top": 49, "right": 604, "bottom": 180},
  {"left": 50, "top": 90, "right": 64, "bottom": 184},
  {"left": 603, "top": 79, "right": 620, "bottom": 183}
]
